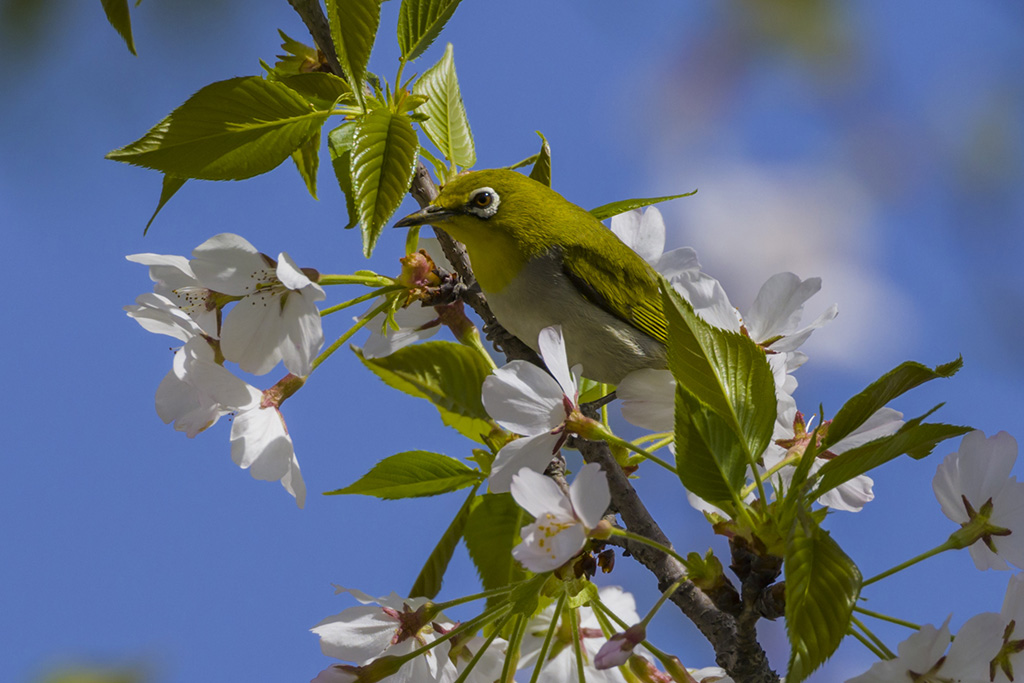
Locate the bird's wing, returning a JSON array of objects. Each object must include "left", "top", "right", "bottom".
[{"left": 559, "top": 242, "right": 669, "bottom": 345}]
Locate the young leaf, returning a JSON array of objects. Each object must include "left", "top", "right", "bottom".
[
  {"left": 144, "top": 175, "right": 186, "bottom": 235},
  {"left": 355, "top": 341, "right": 496, "bottom": 443},
  {"left": 397, "top": 0, "right": 465, "bottom": 62},
  {"left": 291, "top": 130, "right": 320, "bottom": 199},
  {"left": 785, "top": 510, "right": 861, "bottom": 683},
  {"left": 101, "top": 0, "right": 136, "bottom": 56},
  {"left": 325, "top": 0, "right": 382, "bottom": 109},
  {"left": 824, "top": 358, "right": 963, "bottom": 449},
  {"left": 273, "top": 29, "right": 322, "bottom": 75},
  {"left": 589, "top": 190, "right": 697, "bottom": 221},
  {"left": 413, "top": 43, "right": 476, "bottom": 169},
  {"left": 325, "top": 451, "right": 481, "bottom": 498},
  {"left": 661, "top": 279, "right": 777, "bottom": 467},
  {"left": 464, "top": 493, "right": 527, "bottom": 601},
  {"left": 674, "top": 387, "right": 745, "bottom": 509},
  {"left": 409, "top": 486, "right": 478, "bottom": 598},
  {"left": 813, "top": 415, "right": 972, "bottom": 499},
  {"left": 528, "top": 131, "right": 551, "bottom": 187},
  {"left": 106, "top": 77, "right": 330, "bottom": 180},
  {"left": 350, "top": 109, "right": 420, "bottom": 255},
  {"left": 276, "top": 72, "right": 353, "bottom": 110},
  {"left": 328, "top": 122, "right": 358, "bottom": 229}
]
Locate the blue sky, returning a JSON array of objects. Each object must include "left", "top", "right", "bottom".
[{"left": 2, "top": 2, "right": 1023, "bottom": 682}]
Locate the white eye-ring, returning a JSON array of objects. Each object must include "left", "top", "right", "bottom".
[{"left": 466, "top": 187, "right": 500, "bottom": 218}]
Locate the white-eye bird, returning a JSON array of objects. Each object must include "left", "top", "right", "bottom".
[{"left": 394, "top": 169, "right": 669, "bottom": 385}]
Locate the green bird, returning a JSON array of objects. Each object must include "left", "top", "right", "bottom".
[{"left": 394, "top": 169, "right": 668, "bottom": 385}]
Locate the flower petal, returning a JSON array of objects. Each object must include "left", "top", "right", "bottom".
[
  {"left": 618, "top": 369, "right": 675, "bottom": 432},
  {"left": 511, "top": 468, "right": 574, "bottom": 519},
  {"left": 537, "top": 325, "right": 577, "bottom": 401},
  {"left": 482, "top": 362, "right": 565, "bottom": 435},
  {"left": 190, "top": 233, "right": 270, "bottom": 296},
  {"left": 569, "top": 463, "right": 611, "bottom": 529},
  {"left": 489, "top": 432, "right": 564, "bottom": 494},
  {"left": 610, "top": 207, "right": 665, "bottom": 265}
]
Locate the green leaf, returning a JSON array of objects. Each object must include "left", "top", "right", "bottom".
[
  {"left": 350, "top": 108, "right": 420, "bottom": 255},
  {"left": 824, "top": 358, "right": 963, "bottom": 449},
  {"left": 355, "top": 341, "right": 496, "bottom": 443},
  {"left": 101, "top": 0, "right": 136, "bottom": 56},
  {"left": 464, "top": 493, "right": 527, "bottom": 600},
  {"left": 674, "top": 387, "right": 746, "bottom": 509},
  {"left": 397, "top": 0, "right": 465, "bottom": 62},
  {"left": 589, "top": 190, "right": 698, "bottom": 221},
  {"left": 325, "top": 0, "right": 382, "bottom": 109},
  {"left": 785, "top": 510, "right": 861, "bottom": 683},
  {"left": 661, "top": 279, "right": 776, "bottom": 467},
  {"left": 328, "top": 122, "right": 359, "bottom": 229},
  {"left": 144, "top": 175, "right": 186, "bottom": 235},
  {"left": 272, "top": 29, "right": 322, "bottom": 76},
  {"left": 291, "top": 131, "right": 320, "bottom": 199},
  {"left": 276, "top": 72, "right": 353, "bottom": 110},
  {"left": 325, "top": 450, "right": 481, "bottom": 498},
  {"left": 413, "top": 43, "right": 475, "bottom": 169},
  {"left": 814, "top": 414, "right": 972, "bottom": 499},
  {"left": 528, "top": 131, "right": 551, "bottom": 187},
  {"left": 106, "top": 76, "right": 330, "bottom": 181},
  {"left": 410, "top": 486, "right": 478, "bottom": 598}
]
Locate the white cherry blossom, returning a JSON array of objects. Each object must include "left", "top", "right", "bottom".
[
  {"left": 511, "top": 463, "right": 610, "bottom": 573},
  {"left": 846, "top": 612, "right": 1004, "bottom": 683},
  {"left": 482, "top": 326, "right": 582, "bottom": 493},
  {"left": 311, "top": 587, "right": 458, "bottom": 683},
  {"left": 934, "top": 430, "right": 1024, "bottom": 570},
  {"left": 519, "top": 586, "right": 639, "bottom": 683},
  {"left": 190, "top": 233, "right": 325, "bottom": 376},
  {"left": 126, "top": 252, "right": 219, "bottom": 335}
]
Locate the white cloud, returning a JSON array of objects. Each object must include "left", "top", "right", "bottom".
[{"left": 659, "top": 159, "right": 916, "bottom": 368}]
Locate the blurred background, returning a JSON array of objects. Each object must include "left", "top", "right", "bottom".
[{"left": 1, "top": 1, "right": 1022, "bottom": 681}]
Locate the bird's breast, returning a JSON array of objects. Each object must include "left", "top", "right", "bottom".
[{"left": 484, "top": 252, "right": 666, "bottom": 385}]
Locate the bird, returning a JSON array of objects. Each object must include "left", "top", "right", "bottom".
[{"left": 394, "top": 169, "right": 668, "bottom": 385}]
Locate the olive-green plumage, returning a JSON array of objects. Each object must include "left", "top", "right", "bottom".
[{"left": 395, "top": 169, "right": 668, "bottom": 384}]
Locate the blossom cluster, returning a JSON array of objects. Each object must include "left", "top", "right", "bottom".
[{"left": 126, "top": 233, "right": 325, "bottom": 507}]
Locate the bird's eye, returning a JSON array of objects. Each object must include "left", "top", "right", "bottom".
[{"left": 466, "top": 187, "right": 501, "bottom": 218}]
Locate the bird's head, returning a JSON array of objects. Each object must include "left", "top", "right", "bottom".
[{"left": 394, "top": 169, "right": 586, "bottom": 291}]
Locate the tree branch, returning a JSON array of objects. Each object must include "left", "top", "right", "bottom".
[{"left": 286, "top": 0, "right": 342, "bottom": 76}]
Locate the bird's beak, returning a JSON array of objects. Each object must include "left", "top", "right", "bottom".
[{"left": 394, "top": 204, "right": 455, "bottom": 228}]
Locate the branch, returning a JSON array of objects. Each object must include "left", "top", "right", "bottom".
[
  {"left": 577, "top": 440, "right": 776, "bottom": 682},
  {"left": 287, "top": 0, "right": 343, "bottom": 76}
]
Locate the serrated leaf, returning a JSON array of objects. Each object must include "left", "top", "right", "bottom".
[
  {"left": 464, "top": 493, "right": 527, "bottom": 600},
  {"left": 785, "top": 510, "right": 861, "bottom": 683},
  {"left": 824, "top": 358, "right": 963, "bottom": 448},
  {"left": 101, "top": 0, "right": 136, "bottom": 56},
  {"left": 350, "top": 109, "right": 420, "bottom": 255},
  {"left": 106, "top": 77, "right": 330, "bottom": 180},
  {"left": 143, "top": 175, "right": 186, "bottom": 235},
  {"left": 589, "top": 190, "right": 698, "bottom": 221},
  {"left": 675, "top": 387, "right": 746, "bottom": 508},
  {"left": 355, "top": 341, "right": 496, "bottom": 442},
  {"left": 528, "top": 131, "right": 551, "bottom": 187},
  {"left": 397, "top": 0, "right": 465, "bottom": 62},
  {"left": 564, "top": 579, "right": 599, "bottom": 609},
  {"left": 325, "top": 0, "right": 382, "bottom": 109},
  {"left": 413, "top": 43, "right": 475, "bottom": 168},
  {"left": 814, "top": 416, "right": 972, "bottom": 498},
  {"left": 325, "top": 451, "right": 481, "bottom": 498},
  {"left": 328, "top": 122, "right": 359, "bottom": 229},
  {"left": 661, "top": 278, "right": 776, "bottom": 466},
  {"left": 291, "top": 131, "right": 320, "bottom": 199},
  {"left": 410, "top": 486, "right": 478, "bottom": 598},
  {"left": 277, "top": 72, "right": 353, "bottom": 110}
]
